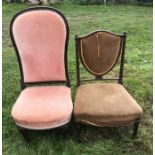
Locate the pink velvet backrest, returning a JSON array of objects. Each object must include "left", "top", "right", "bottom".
[{"left": 11, "top": 8, "right": 68, "bottom": 83}]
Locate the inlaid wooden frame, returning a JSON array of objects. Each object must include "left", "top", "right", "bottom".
[{"left": 75, "top": 30, "right": 141, "bottom": 138}]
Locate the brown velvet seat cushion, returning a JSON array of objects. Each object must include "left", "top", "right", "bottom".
[{"left": 74, "top": 83, "right": 143, "bottom": 126}]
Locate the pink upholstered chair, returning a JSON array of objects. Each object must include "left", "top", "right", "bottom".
[{"left": 10, "top": 7, "right": 73, "bottom": 139}]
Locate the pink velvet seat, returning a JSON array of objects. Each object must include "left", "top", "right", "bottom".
[{"left": 11, "top": 86, "right": 73, "bottom": 129}]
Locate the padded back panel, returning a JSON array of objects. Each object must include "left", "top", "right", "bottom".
[
  {"left": 79, "top": 31, "right": 122, "bottom": 76},
  {"left": 12, "top": 9, "right": 67, "bottom": 82}
]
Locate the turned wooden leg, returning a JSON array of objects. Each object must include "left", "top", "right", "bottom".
[
  {"left": 133, "top": 121, "right": 140, "bottom": 138},
  {"left": 17, "top": 126, "right": 30, "bottom": 142}
]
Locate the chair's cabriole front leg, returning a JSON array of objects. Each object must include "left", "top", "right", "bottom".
[
  {"left": 133, "top": 120, "right": 140, "bottom": 138},
  {"left": 17, "top": 126, "right": 30, "bottom": 142}
]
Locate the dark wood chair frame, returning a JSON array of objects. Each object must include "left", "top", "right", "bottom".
[
  {"left": 10, "top": 6, "right": 71, "bottom": 141},
  {"left": 75, "top": 30, "right": 141, "bottom": 138}
]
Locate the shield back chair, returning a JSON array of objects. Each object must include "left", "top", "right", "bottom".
[
  {"left": 10, "top": 7, "right": 73, "bottom": 140},
  {"left": 74, "top": 30, "right": 143, "bottom": 138}
]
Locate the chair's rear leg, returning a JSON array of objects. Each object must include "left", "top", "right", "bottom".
[
  {"left": 63, "top": 124, "right": 70, "bottom": 138},
  {"left": 17, "top": 126, "right": 30, "bottom": 142},
  {"left": 76, "top": 124, "right": 82, "bottom": 142},
  {"left": 133, "top": 121, "right": 140, "bottom": 138}
]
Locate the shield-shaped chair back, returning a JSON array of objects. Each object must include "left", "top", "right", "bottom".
[{"left": 75, "top": 31, "right": 126, "bottom": 84}]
